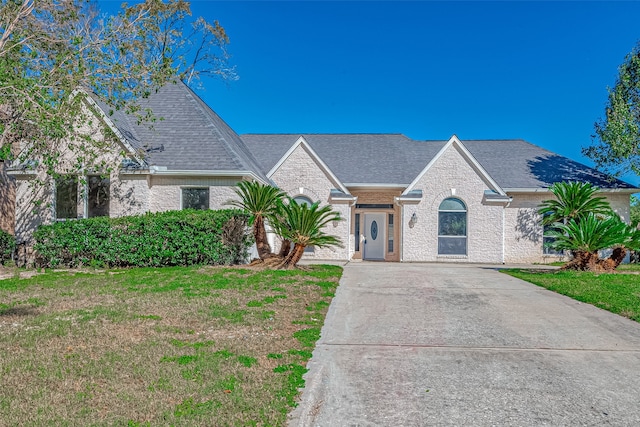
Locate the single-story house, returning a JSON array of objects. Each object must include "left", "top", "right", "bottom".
[{"left": 8, "top": 80, "right": 638, "bottom": 263}]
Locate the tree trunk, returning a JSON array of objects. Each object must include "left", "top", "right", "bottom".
[
  {"left": 278, "top": 243, "right": 306, "bottom": 269},
  {"left": 278, "top": 239, "right": 291, "bottom": 258},
  {"left": 562, "top": 250, "right": 602, "bottom": 271},
  {"left": 601, "top": 246, "right": 627, "bottom": 272},
  {"left": 253, "top": 215, "right": 274, "bottom": 260},
  {"left": 561, "top": 250, "right": 626, "bottom": 273}
]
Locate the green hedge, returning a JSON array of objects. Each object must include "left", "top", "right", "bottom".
[
  {"left": 0, "top": 229, "right": 15, "bottom": 264},
  {"left": 33, "top": 209, "right": 251, "bottom": 268}
]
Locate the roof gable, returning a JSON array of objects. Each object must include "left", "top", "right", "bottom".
[
  {"left": 80, "top": 92, "right": 146, "bottom": 166},
  {"left": 242, "top": 133, "right": 447, "bottom": 186},
  {"left": 403, "top": 135, "right": 507, "bottom": 196},
  {"left": 89, "top": 81, "right": 270, "bottom": 182},
  {"left": 268, "top": 136, "right": 349, "bottom": 194}
]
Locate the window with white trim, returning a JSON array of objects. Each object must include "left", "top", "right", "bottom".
[
  {"left": 55, "top": 174, "right": 110, "bottom": 220},
  {"left": 438, "top": 198, "right": 467, "bottom": 255}
]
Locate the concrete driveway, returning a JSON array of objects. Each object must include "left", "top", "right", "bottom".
[{"left": 289, "top": 262, "right": 640, "bottom": 426}]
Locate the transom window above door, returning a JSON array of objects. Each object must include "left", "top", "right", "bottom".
[{"left": 438, "top": 197, "right": 467, "bottom": 255}]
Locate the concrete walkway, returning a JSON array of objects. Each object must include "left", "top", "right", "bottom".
[{"left": 289, "top": 262, "right": 640, "bottom": 426}]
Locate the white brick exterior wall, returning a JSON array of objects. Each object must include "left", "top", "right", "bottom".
[
  {"left": 111, "top": 174, "right": 149, "bottom": 217},
  {"left": 503, "top": 192, "right": 632, "bottom": 264},
  {"left": 14, "top": 177, "right": 52, "bottom": 244},
  {"left": 401, "top": 144, "right": 504, "bottom": 263},
  {"left": 148, "top": 176, "right": 241, "bottom": 212},
  {"left": 270, "top": 144, "right": 351, "bottom": 260}
]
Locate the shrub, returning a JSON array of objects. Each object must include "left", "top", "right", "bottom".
[
  {"left": 33, "top": 209, "right": 251, "bottom": 268},
  {"left": 0, "top": 229, "right": 15, "bottom": 264}
]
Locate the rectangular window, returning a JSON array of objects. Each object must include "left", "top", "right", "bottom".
[
  {"left": 543, "top": 223, "right": 563, "bottom": 255},
  {"left": 354, "top": 213, "right": 360, "bottom": 252},
  {"left": 388, "top": 214, "right": 394, "bottom": 253},
  {"left": 55, "top": 175, "right": 78, "bottom": 219},
  {"left": 182, "top": 188, "right": 210, "bottom": 210},
  {"left": 438, "top": 212, "right": 467, "bottom": 236},
  {"left": 438, "top": 211, "right": 467, "bottom": 255},
  {"left": 438, "top": 237, "right": 467, "bottom": 255},
  {"left": 355, "top": 204, "right": 394, "bottom": 209},
  {"left": 87, "top": 175, "right": 110, "bottom": 218},
  {"left": 542, "top": 213, "right": 563, "bottom": 255}
]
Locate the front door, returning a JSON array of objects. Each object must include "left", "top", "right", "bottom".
[{"left": 364, "top": 213, "right": 385, "bottom": 260}]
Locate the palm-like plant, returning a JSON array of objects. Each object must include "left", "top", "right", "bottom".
[
  {"left": 539, "top": 181, "right": 637, "bottom": 271},
  {"left": 227, "top": 181, "right": 285, "bottom": 260},
  {"left": 539, "top": 181, "right": 612, "bottom": 225},
  {"left": 546, "top": 213, "right": 634, "bottom": 271},
  {"left": 268, "top": 198, "right": 293, "bottom": 258},
  {"left": 546, "top": 213, "right": 628, "bottom": 253},
  {"left": 277, "top": 199, "right": 342, "bottom": 269}
]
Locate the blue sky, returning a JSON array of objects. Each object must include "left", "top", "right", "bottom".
[{"left": 105, "top": 1, "right": 640, "bottom": 185}]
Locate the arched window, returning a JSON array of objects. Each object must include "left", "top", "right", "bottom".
[
  {"left": 293, "top": 196, "right": 313, "bottom": 206},
  {"left": 438, "top": 198, "right": 467, "bottom": 255}
]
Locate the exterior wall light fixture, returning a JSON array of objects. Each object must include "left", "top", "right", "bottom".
[{"left": 409, "top": 212, "right": 418, "bottom": 228}]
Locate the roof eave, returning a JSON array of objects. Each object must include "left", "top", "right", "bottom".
[
  {"left": 504, "top": 187, "right": 639, "bottom": 194},
  {"left": 345, "top": 183, "right": 409, "bottom": 189},
  {"left": 395, "top": 197, "right": 422, "bottom": 205},
  {"left": 6, "top": 169, "right": 37, "bottom": 178},
  {"left": 149, "top": 168, "right": 269, "bottom": 183}
]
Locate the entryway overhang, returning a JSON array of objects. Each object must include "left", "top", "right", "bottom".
[{"left": 394, "top": 189, "right": 423, "bottom": 205}]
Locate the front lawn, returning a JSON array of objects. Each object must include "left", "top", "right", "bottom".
[
  {"left": 0, "top": 265, "right": 342, "bottom": 426},
  {"left": 504, "top": 268, "right": 640, "bottom": 322}
]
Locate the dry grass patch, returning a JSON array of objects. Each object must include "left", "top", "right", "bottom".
[{"left": 0, "top": 264, "right": 342, "bottom": 426}]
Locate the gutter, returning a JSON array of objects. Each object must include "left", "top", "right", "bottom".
[
  {"left": 504, "top": 187, "right": 639, "bottom": 194},
  {"left": 345, "top": 183, "right": 409, "bottom": 190},
  {"left": 148, "top": 167, "right": 268, "bottom": 183}
]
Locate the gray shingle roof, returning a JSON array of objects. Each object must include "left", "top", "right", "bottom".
[
  {"left": 241, "top": 134, "right": 635, "bottom": 190},
  {"left": 462, "top": 139, "right": 635, "bottom": 189},
  {"left": 241, "top": 134, "right": 447, "bottom": 185},
  {"left": 89, "top": 86, "right": 634, "bottom": 191},
  {"left": 89, "top": 81, "right": 269, "bottom": 182}
]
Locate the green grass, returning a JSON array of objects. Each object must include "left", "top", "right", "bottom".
[
  {"left": 504, "top": 268, "right": 640, "bottom": 321},
  {"left": 616, "top": 263, "right": 640, "bottom": 272},
  {"left": 0, "top": 264, "right": 342, "bottom": 426}
]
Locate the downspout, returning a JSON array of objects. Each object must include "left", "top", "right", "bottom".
[
  {"left": 401, "top": 203, "right": 404, "bottom": 262},
  {"left": 347, "top": 198, "right": 358, "bottom": 261},
  {"left": 501, "top": 207, "right": 505, "bottom": 264},
  {"left": 346, "top": 204, "right": 351, "bottom": 261},
  {"left": 394, "top": 197, "right": 404, "bottom": 262},
  {"left": 502, "top": 197, "right": 513, "bottom": 264}
]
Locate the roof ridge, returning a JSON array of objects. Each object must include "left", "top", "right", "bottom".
[
  {"left": 458, "top": 138, "right": 528, "bottom": 142},
  {"left": 180, "top": 82, "right": 269, "bottom": 182},
  {"left": 241, "top": 132, "right": 407, "bottom": 136}
]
